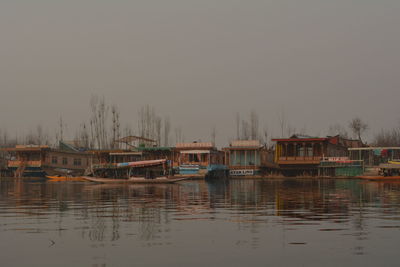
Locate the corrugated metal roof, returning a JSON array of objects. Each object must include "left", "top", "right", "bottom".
[
  {"left": 230, "top": 140, "right": 261, "bottom": 147},
  {"left": 175, "top": 142, "right": 214, "bottom": 149}
]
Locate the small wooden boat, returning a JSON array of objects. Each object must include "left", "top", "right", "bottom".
[
  {"left": 359, "top": 162, "right": 400, "bottom": 181},
  {"left": 46, "top": 175, "right": 87, "bottom": 182},
  {"left": 357, "top": 175, "right": 400, "bottom": 181},
  {"left": 82, "top": 176, "right": 186, "bottom": 184}
]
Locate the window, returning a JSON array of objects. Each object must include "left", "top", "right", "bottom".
[
  {"left": 189, "top": 154, "right": 200, "bottom": 162},
  {"left": 73, "top": 158, "right": 82, "bottom": 166},
  {"left": 51, "top": 156, "right": 58, "bottom": 164},
  {"left": 62, "top": 158, "right": 68, "bottom": 165}
]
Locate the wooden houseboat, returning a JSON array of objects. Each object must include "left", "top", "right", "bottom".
[
  {"left": 223, "top": 140, "right": 276, "bottom": 178},
  {"left": 272, "top": 135, "right": 359, "bottom": 177},
  {"left": 2, "top": 145, "right": 50, "bottom": 177},
  {"left": 173, "top": 142, "right": 227, "bottom": 178},
  {"left": 2, "top": 141, "right": 97, "bottom": 178},
  {"left": 83, "top": 159, "right": 185, "bottom": 184}
]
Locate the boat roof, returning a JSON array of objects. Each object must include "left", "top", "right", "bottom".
[
  {"left": 94, "top": 159, "right": 167, "bottom": 169},
  {"left": 175, "top": 142, "right": 215, "bottom": 149},
  {"left": 1, "top": 145, "right": 50, "bottom": 152}
]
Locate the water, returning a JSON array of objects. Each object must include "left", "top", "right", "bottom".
[{"left": 1, "top": 178, "right": 400, "bottom": 267}]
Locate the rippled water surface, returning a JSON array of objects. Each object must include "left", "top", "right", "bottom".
[{"left": 1, "top": 178, "right": 400, "bottom": 266}]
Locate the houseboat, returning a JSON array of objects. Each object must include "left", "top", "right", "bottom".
[
  {"left": 83, "top": 159, "right": 185, "bottom": 184},
  {"left": 223, "top": 140, "right": 276, "bottom": 178},
  {"left": 2, "top": 141, "right": 96, "bottom": 178},
  {"left": 2, "top": 145, "right": 50, "bottom": 177},
  {"left": 173, "top": 142, "right": 228, "bottom": 179},
  {"left": 272, "top": 135, "right": 362, "bottom": 177}
]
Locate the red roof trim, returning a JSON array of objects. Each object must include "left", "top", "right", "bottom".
[{"left": 272, "top": 138, "right": 328, "bottom": 142}]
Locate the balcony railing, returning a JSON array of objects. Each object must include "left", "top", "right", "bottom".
[
  {"left": 7, "top": 160, "right": 42, "bottom": 168},
  {"left": 277, "top": 156, "right": 321, "bottom": 165}
]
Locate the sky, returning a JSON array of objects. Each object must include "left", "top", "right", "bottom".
[{"left": 0, "top": 0, "right": 399, "bottom": 146}]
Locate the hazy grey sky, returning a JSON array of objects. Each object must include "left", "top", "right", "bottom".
[{"left": 1, "top": 0, "right": 399, "bottom": 145}]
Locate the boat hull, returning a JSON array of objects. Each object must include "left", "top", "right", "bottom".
[
  {"left": 357, "top": 176, "right": 400, "bottom": 181},
  {"left": 82, "top": 176, "right": 186, "bottom": 184},
  {"left": 46, "top": 176, "right": 87, "bottom": 182}
]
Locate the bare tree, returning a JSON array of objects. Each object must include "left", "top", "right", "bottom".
[
  {"left": 90, "top": 95, "right": 110, "bottom": 149},
  {"left": 262, "top": 126, "right": 269, "bottom": 146},
  {"left": 59, "top": 116, "right": 64, "bottom": 142},
  {"left": 211, "top": 125, "right": 217, "bottom": 144},
  {"left": 241, "top": 120, "right": 250, "bottom": 140},
  {"left": 138, "top": 105, "right": 157, "bottom": 141},
  {"left": 0, "top": 129, "right": 8, "bottom": 148},
  {"left": 74, "top": 123, "right": 90, "bottom": 148},
  {"left": 174, "top": 126, "right": 184, "bottom": 144},
  {"left": 36, "top": 124, "right": 43, "bottom": 145},
  {"left": 155, "top": 116, "right": 162, "bottom": 146},
  {"left": 278, "top": 110, "right": 286, "bottom": 138},
  {"left": 286, "top": 124, "right": 296, "bottom": 137},
  {"left": 250, "top": 110, "right": 259, "bottom": 140},
  {"left": 373, "top": 122, "right": 400, "bottom": 146},
  {"left": 235, "top": 112, "right": 240, "bottom": 140},
  {"left": 163, "top": 116, "right": 171, "bottom": 146},
  {"left": 111, "top": 105, "right": 121, "bottom": 148},
  {"left": 349, "top": 117, "right": 368, "bottom": 142},
  {"left": 328, "top": 123, "right": 349, "bottom": 138}
]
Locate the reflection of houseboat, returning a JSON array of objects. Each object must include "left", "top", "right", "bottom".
[
  {"left": 173, "top": 142, "right": 227, "bottom": 178},
  {"left": 223, "top": 140, "right": 276, "bottom": 178},
  {"left": 84, "top": 159, "right": 184, "bottom": 184}
]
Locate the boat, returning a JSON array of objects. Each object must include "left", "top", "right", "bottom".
[
  {"left": 357, "top": 162, "right": 400, "bottom": 181},
  {"left": 83, "top": 159, "right": 187, "bottom": 184},
  {"left": 46, "top": 175, "right": 87, "bottom": 182},
  {"left": 82, "top": 176, "right": 186, "bottom": 184},
  {"left": 357, "top": 175, "right": 400, "bottom": 181}
]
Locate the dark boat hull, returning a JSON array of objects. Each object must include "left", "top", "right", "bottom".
[
  {"left": 82, "top": 176, "right": 186, "bottom": 184},
  {"left": 357, "top": 176, "right": 400, "bottom": 181}
]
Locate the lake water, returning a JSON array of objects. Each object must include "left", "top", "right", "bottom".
[{"left": 0, "top": 178, "right": 400, "bottom": 267}]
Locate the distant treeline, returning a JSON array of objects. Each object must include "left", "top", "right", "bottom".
[{"left": 0, "top": 95, "right": 399, "bottom": 148}]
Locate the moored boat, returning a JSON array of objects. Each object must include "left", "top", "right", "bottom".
[
  {"left": 357, "top": 162, "right": 400, "bottom": 181},
  {"left": 46, "top": 175, "right": 87, "bottom": 182},
  {"left": 82, "top": 176, "right": 186, "bottom": 184},
  {"left": 357, "top": 175, "right": 400, "bottom": 181},
  {"left": 84, "top": 159, "right": 186, "bottom": 184}
]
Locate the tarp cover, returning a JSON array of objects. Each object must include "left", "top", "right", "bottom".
[
  {"left": 180, "top": 150, "right": 210, "bottom": 154},
  {"left": 116, "top": 159, "right": 166, "bottom": 168}
]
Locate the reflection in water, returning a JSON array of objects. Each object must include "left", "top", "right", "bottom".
[{"left": 1, "top": 178, "right": 400, "bottom": 266}]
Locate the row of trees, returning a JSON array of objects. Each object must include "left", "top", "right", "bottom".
[
  {"left": 71, "top": 96, "right": 180, "bottom": 149},
  {"left": 0, "top": 96, "right": 399, "bottom": 148},
  {"left": 0, "top": 96, "right": 183, "bottom": 149},
  {"left": 373, "top": 124, "right": 400, "bottom": 146},
  {"left": 233, "top": 110, "right": 372, "bottom": 146},
  {"left": 327, "top": 118, "right": 369, "bottom": 143}
]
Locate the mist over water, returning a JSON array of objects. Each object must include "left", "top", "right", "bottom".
[{"left": 1, "top": 178, "right": 400, "bottom": 266}]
